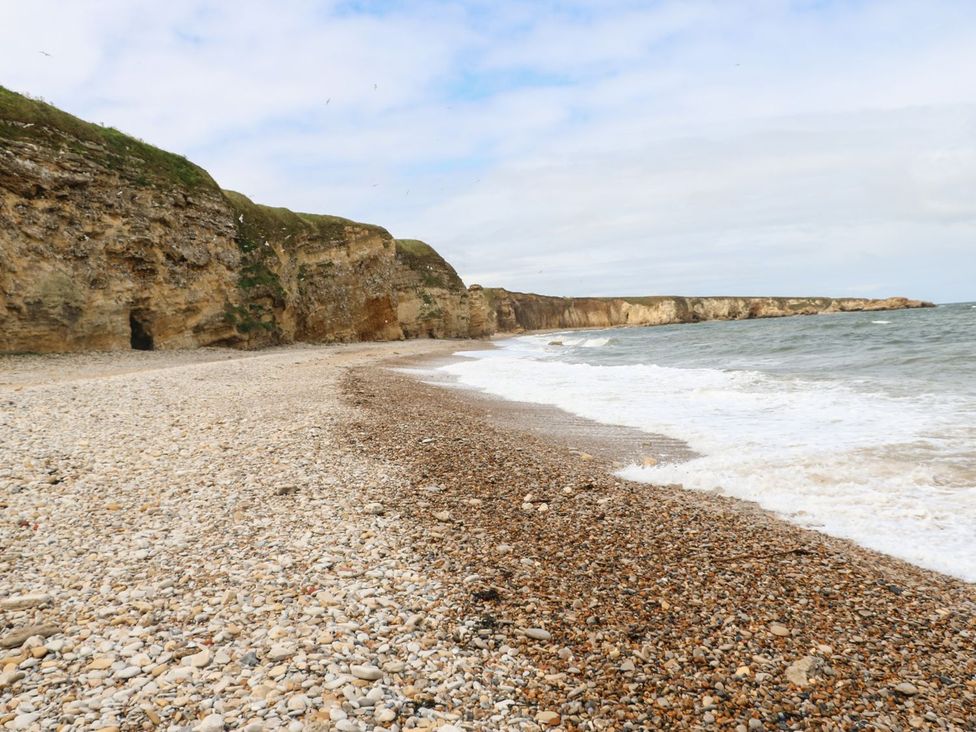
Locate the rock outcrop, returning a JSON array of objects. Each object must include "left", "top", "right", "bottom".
[
  {"left": 477, "top": 290, "right": 934, "bottom": 333},
  {"left": 0, "top": 86, "right": 934, "bottom": 354},
  {"left": 0, "top": 87, "right": 476, "bottom": 352}
]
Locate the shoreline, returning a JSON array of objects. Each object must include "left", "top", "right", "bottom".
[
  {"left": 0, "top": 341, "right": 973, "bottom": 730},
  {"left": 346, "top": 347, "right": 976, "bottom": 729}
]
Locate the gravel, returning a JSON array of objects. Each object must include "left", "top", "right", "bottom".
[
  {"left": 0, "top": 343, "right": 550, "bottom": 730},
  {"left": 343, "top": 359, "right": 976, "bottom": 731}
]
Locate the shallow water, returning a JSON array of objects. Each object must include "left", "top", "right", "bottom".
[{"left": 439, "top": 302, "right": 976, "bottom": 582}]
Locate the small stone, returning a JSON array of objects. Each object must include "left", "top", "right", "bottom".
[
  {"left": 267, "top": 644, "right": 294, "bottom": 661},
  {"left": 240, "top": 651, "right": 258, "bottom": 666},
  {"left": 87, "top": 657, "right": 115, "bottom": 670},
  {"left": 375, "top": 708, "right": 396, "bottom": 722},
  {"left": 895, "top": 681, "right": 919, "bottom": 696},
  {"left": 433, "top": 511, "right": 451, "bottom": 522},
  {"left": 536, "top": 711, "right": 561, "bottom": 726},
  {"left": 187, "top": 649, "right": 212, "bottom": 668},
  {"left": 10, "top": 713, "right": 41, "bottom": 730},
  {"left": 524, "top": 627, "right": 552, "bottom": 641},
  {"left": 703, "top": 711, "right": 716, "bottom": 724},
  {"left": 115, "top": 666, "right": 142, "bottom": 679},
  {"left": 287, "top": 694, "right": 309, "bottom": 713},
  {"left": 496, "top": 544, "right": 513, "bottom": 554},
  {"left": 194, "top": 713, "right": 225, "bottom": 732},
  {"left": 0, "top": 624, "right": 59, "bottom": 649},
  {"left": 768, "top": 623, "right": 790, "bottom": 637},
  {"left": 0, "top": 670, "right": 26, "bottom": 688},
  {"left": 0, "top": 593, "right": 52, "bottom": 610},
  {"left": 785, "top": 656, "right": 818, "bottom": 687},
  {"left": 350, "top": 663, "right": 383, "bottom": 680},
  {"left": 366, "top": 502, "right": 384, "bottom": 515}
]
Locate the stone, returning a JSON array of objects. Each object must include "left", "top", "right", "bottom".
[
  {"left": 524, "top": 627, "right": 552, "bottom": 641},
  {"left": 768, "top": 623, "right": 790, "bottom": 637},
  {"left": 0, "top": 624, "right": 59, "bottom": 649},
  {"left": 287, "top": 694, "right": 309, "bottom": 712},
  {"left": 0, "top": 670, "right": 26, "bottom": 688},
  {"left": 0, "top": 593, "right": 52, "bottom": 610},
  {"left": 194, "top": 713, "right": 225, "bottom": 732},
  {"left": 115, "top": 666, "right": 142, "bottom": 679},
  {"left": 187, "top": 649, "right": 212, "bottom": 668},
  {"left": 267, "top": 643, "right": 294, "bottom": 661},
  {"left": 350, "top": 664, "right": 383, "bottom": 681},
  {"left": 366, "top": 502, "right": 385, "bottom": 515},
  {"left": 10, "top": 713, "right": 41, "bottom": 730},
  {"left": 895, "top": 681, "right": 919, "bottom": 696},
  {"left": 784, "top": 656, "right": 818, "bottom": 687},
  {"left": 433, "top": 511, "right": 451, "bottom": 522},
  {"left": 536, "top": 710, "right": 561, "bottom": 725}
]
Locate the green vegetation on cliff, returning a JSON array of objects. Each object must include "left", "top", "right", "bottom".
[
  {"left": 221, "top": 190, "right": 378, "bottom": 247},
  {"left": 0, "top": 86, "right": 216, "bottom": 191},
  {"left": 395, "top": 239, "right": 464, "bottom": 290}
]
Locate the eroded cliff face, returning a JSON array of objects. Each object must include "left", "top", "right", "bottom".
[
  {"left": 480, "top": 290, "right": 934, "bottom": 333},
  {"left": 392, "top": 239, "right": 492, "bottom": 339},
  {"left": 0, "top": 87, "right": 935, "bottom": 354},
  {"left": 0, "top": 124, "right": 242, "bottom": 352},
  {"left": 0, "top": 88, "right": 477, "bottom": 353}
]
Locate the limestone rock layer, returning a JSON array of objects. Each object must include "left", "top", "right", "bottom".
[{"left": 0, "top": 87, "right": 933, "bottom": 353}]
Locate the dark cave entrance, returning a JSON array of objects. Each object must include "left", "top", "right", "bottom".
[{"left": 129, "top": 312, "right": 154, "bottom": 350}]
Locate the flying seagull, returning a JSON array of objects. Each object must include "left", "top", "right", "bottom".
[
  {"left": 325, "top": 98, "right": 331, "bottom": 105},
  {"left": 38, "top": 50, "right": 51, "bottom": 57}
]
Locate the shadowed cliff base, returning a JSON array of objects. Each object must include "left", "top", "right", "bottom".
[{"left": 0, "top": 86, "right": 933, "bottom": 354}]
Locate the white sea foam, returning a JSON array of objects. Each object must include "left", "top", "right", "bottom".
[
  {"left": 441, "top": 323, "right": 976, "bottom": 582},
  {"left": 871, "top": 320, "right": 891, "bottom": 324}
]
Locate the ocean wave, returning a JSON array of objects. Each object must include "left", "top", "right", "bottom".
[{"left": 439, "top": 343, "right": 976, "bottom": 582}]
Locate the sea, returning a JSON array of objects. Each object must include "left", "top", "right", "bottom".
[{"left": 434, "top": 302, "right": 976, "bottom": 583}]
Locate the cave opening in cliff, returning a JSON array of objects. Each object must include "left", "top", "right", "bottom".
[{"left": 129, "top": 313, "right": 154, "bottom": 350}]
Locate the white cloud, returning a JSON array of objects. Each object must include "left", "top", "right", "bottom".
[{"left": 1, "top": 0, "right": 974, "bottom": 301}]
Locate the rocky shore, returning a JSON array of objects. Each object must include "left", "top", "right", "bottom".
[{"left": 1, "top": 342, "right": 973, "bottom": 731}]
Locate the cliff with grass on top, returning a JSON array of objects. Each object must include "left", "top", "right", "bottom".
[
  {"left": 479, "top": 290, "right": 934, "bottom": 333},
  {"left": 0, "top": 86, "right": 475, "bottom": 352},
  {"left": 0, "top": 86, "right": 933, "bottom": 353}
]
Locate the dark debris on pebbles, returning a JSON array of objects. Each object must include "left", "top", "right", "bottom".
[{"left": 342, "top": 364, "right": 976, "bottom": 732}]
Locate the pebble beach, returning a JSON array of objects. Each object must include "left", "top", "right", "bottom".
[{"left": 1, "top": 342, "right": 974, "bottom": 731}]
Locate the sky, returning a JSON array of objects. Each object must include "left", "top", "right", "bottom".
[{"left": 2, "top": 0, "right": 975, "bottom": 302}]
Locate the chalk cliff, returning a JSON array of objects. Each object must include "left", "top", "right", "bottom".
[
  {"left": 478, "top": 290, "right": 934, "bottom": 333},
  {"left": 0, "top": 87, "right": 933, "bottom": 353}
]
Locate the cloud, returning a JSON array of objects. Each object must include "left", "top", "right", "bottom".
[{"left": 2, "top": 0, "right": 974, "bottom": 301}]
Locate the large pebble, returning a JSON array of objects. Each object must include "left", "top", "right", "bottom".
[{"left": 350, "top": 663, "right": 383, "bottom": 680}]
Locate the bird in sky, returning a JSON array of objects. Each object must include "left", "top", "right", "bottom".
[
  {"left": 373, "top": 83, "right": 378, "bottom": 91},
  {"left": 38, "top": 50, "right": 51, "bottom": 57},
  {"left": 325, "top": 98, "right": 331, "bottom": 105}
]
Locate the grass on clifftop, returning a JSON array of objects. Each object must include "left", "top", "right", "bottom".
[
  {"left": 395, "top": 239, "right": 464, "bottom": 290},
  {"left": 222, "top": 190, "right": 389, "bottom": 249},
  {"left": 0, "top": 86, "right": 216, "bottom": 191}
]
